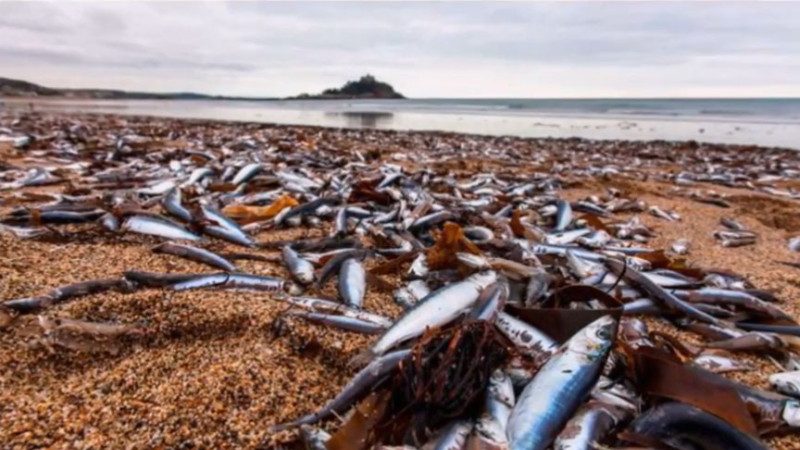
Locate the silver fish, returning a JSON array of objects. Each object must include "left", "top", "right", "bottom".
[
  {"left": 153, "top": 242, "right": 236, "bottom": 271},
  {"left": 339, "top": 258, "right": 366, "bottom": 308},
  {"left": 122, "top": 214, "right": 201, "bottom": 241},
  {"left": 670, "top": 238, "right": 690, "bottom": 255},
  {"left": 495, "top": 311, "right": 557, "bottom": 360},
  {"left": 232, "top": 163, "right": 262, "bottom": 185},
  {"left": 553, "top": 401, "right": 631, "bottom": 450},
  {"left": 299, "top": 425, "right": 330, "bottom": 450},
  {"left": 508, "top": 315, "right": 616, "bottom": 450},
  {"left": 357, "top": 271, "right": 497, "bottom": 361},
  {"left": 394, "top": 279, "right": 431, "bottom": 310},
  {"left": 429, "top": 420, "right": 472, "bottom": 450},
  {"left": 287, "top": 311, "right": 387, "bottom": 334},
  {"left": 282, "top": 245, "right": 315, "bottom": 285},
  {"left": 770, "top": 371, "right": 800, "bottom": 398},
  {"left": 789, "top": 236, "right": 800, "bottom": 253},
  {"left": 693, "top": 353, "right": 753, "bottom": 373},
  {"left": 182, "top": 167, "right": 213, "bottom": 187},
  {"left": 270, "top": 349, "right": 410, "bottom": 431},
  {"left": 100, "top": 213, "right": 120, "bottom": 232},
  {"left": 280, "top": 296, "right": 392, "bottom": 327},
  {"left": 472, "top": 413, "right": 508, "bottom": 449},
  {"left": 553, "top": 200, "right": 572, "bottom": 231},
  {"left": 163, "top": 188, "right": 193, "bottom": 223},
  {"left": 172, "top": 273, "right": 283, "bottom": 291},
  {"left": 486, "top": 369, "right": 515, "bottom": 431}
]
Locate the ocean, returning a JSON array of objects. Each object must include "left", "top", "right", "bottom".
[{"left": 3, "top": 97, "right": 800, "bottom": 149}]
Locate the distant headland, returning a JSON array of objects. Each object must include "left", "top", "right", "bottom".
[{"left": 0, "top": 74, "right": 404, "bottom": 101}]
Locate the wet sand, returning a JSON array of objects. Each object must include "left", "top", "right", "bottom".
[
  {"left": 4, "top": 96, "right": 800, "bottom": 149},
  {"left": 1, "top": 112, "right": 799, "bottom": 448}
]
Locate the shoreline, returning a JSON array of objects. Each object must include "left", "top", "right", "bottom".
[
  {"left": 1, "top": 111, "right": 800, "bottom": 448},
  {"left": 3, "top": 97, "right": 799, "bottom": 150}
]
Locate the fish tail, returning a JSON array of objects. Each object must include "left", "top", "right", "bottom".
[
  {"left": 349, "top": 348, "right": 376, "bottom": 368},
  {"left": 267, "top": 419, "right": 302, "bottom": 433}
]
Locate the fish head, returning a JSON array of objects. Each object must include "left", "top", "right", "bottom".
[
  {"left": 456, "top": 252, "right": 487, "bottom": 269},
  {"left": 569, "top": 315, "right": 617, "bottom": 361},
  {"left": 468, "top": 271, "right": 498, "bottom": 290},
  {"left": 783, "top": 400, "right": 800, "bottom": 427}
]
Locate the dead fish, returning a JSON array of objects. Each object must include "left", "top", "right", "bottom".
[
  {"left": 705, "top": 332, "right": 790, "bottom": 352},
  {"left": 137, "top": 179, "right": 177, "bottom": 196},
  {"left": 622, "top": 401, "right": 767, "bottom": 450},
  {"left": 648, "top": 205, "right": 680, "bottom": 222},
  {"left": 0, "top": 223, "right": 50, "bottom": 240},
  {"left": 299, "top": 425, "right": 330, "bottom": 450},
  {"left": 394, "top": 279, "right": 431, "bottom": 310},
  {"left": 693, "top": 353, "right": 754, "bottom": 373},
  {"left": 279, "top": 295, "right": 392, "bottom": 327},
  {"left": 153, "top": 242, "right": 236, "bottom": 271},
  {"left": 544, "top": 228, "right": 592, "bottom": 245},
  {"left": 463, "top": 225, "right": 495, "bottom": 243},
  {"left": 182, "top": 167, "right": 214, "bottom": 187},
  {"left": 770, "top": 371, "right": 800, "bottom": 398},
  {"left": 605, "top": 258, "right": 722, "bottom": 325},
  {"left": 123, "top": 270, "right": 200, "bottom": 287},
  {"left": 788, "top": 236, "right": 800, "bottom": 252},
  {"left": 282, "top": 245, "right": 315, "bottom": 285},
  {"left": 270, "top": 349, "right": 410, "bottom": 431},
  {"left": 471, "top": 413, "right": 508, "bottom": 449},
  {"left": 676, "top": 287, "right": 791, "bottom": 321},
  {"left": 508, "top": 315, "right": 617, "bottom": 450},
  {"left": 408, "top": 210, "right": 454, "bottom": 231},
  {"left": 122, "top": 214, "right": 201, "bottom": 241},
  {"left": 425, "top": 419, "right": 472, "bottom": 450},
  {"left": 486, "top": 369, "right": 515, "bottom": 431},
  {"left": 172, "top": 273, "right": 283, "bottom": 292},
  {"left": 714, "top": 230, "right": 756, "bottom": 247},
  {"left": 553, "top": 401, "right": 632, "bottom": 450},
  {"left": 285, "top": 310, "right": 387, "bottom": 334},
  {"left": 670, "top": 238, "right": 690, "bottom": 255},
  {"left": 525, "top": 271, "right": 552, "bottom": 306},
  {"left": 553, "top": 200, "right": 572, "bottom": 231},
  {"left": 408, "top": 253, "right": 430, "bottom": 278},
  {"left": 315, "top": 248, "right": 367, "bottom": 288},
  {"left": 339, "top": 258, "right": 366, "bottom": 308},
  {"left": 162, "top": 188, "right": 193, "bottom": 223},
  {"left": 3, "top": 278, "right": 134, "bottom": 314},
  {"left": 469, "top": 281, "right": 508, "bottom": 322},
  {"left": 354, "top": 271, "right": 497, "bottom": 363},
  {"left": 99, "top": 212, "right": 120, "bottom": 232},
  {"left": 199, "top": 204, "right": 254, "bottom": 247},
  {"left": 720, "top": 217, "right": 746, "bottom": 231},
  {"left": 232, "top": 163, "right": 262, "bottom": 185},
  {"left": 495, "top": 311, "right": 557, "bottom": 360}
]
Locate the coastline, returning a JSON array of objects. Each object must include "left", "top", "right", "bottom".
[
  {"left": 3, "top": 96, "right": 800, "bottom": 149},
  {"left": 0, "top": 111, "right": 799, "bottom": 448}
]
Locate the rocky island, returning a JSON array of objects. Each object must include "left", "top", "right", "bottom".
[{"left": 291, "top": 74, "right": 405, "bottom": 99}]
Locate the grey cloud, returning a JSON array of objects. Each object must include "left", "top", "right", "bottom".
[{"left": 0, "top": 1, "right": 798, "bottom": 97}]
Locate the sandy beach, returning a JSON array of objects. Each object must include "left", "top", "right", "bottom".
[{"left": 1, "top": 111, "right": 800, "bottom": 449}]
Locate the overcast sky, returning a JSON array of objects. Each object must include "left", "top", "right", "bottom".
[{"left": 1, "top": 2, "right": 799, "bottom": 98}]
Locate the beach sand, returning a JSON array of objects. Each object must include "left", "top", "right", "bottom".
[{"left": 0, "top": 112, "right": 799, "bottom": 449}]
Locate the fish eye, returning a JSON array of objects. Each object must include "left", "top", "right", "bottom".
[{"left": 596, "top": 327, "right": 611, "bottom": 340}]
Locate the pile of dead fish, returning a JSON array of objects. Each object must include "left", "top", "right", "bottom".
[{"left": 2, "top": 112, "right": 800, "bottom": 450}]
